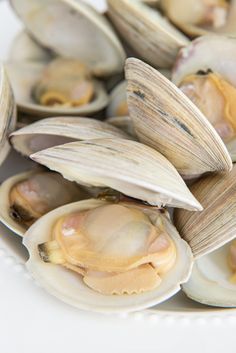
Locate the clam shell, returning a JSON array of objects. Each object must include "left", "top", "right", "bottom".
[
  {"left": 175, "top": 164, "right": 236, "bottom": 258},
  {"left": 0, "top": 64, "right": 17, "bottom": 166},
  {"left": 23, "top": 199, "right": 193, "bottom": 313},
  {"left": 5, "top": 62, "right": 108, "bottom": 117},
  {"left": 10, "top": 0, "right": 126, "bottom": 77},
  {"left": 10, "top": 116, "right": 132, "bottom": 157},
  {"left": 30, "top": 138, "right": 202, "bottom": 211},
  {"left": 125, "top": 57, "right": 232, "bottom": 178},
  {"left": 9, "top": 30, "right": 53, "bottom": 63},
  {"left": 107, "top": 0, "right": 189, "bottom": 69},
  {"left": 182, "top": 242, "right": 236, "bottom": 307}
]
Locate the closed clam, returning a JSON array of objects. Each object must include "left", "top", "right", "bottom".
[
  {"left": 125, "top": 57, "right": 232, "bottom": 178},
  {"left": 0, "top": 170, "right": 88, "bottom": 237},
  {"left": 10, "top": 116, "right": 132, "bottom": 157},
  {"left": 161, "top": 0, "right": 236, "bottom": 37},
  {"left": 173, "top": 35, "right": 236, "bottom": 161},
  {"left": 0, "top": 64, "right": 17, "bottom": 166},
  {"left": 107, "top": 0, "right": 189, "bottom": 69}
]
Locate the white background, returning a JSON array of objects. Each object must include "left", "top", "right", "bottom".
[{"left": 0, "top": 1, "right": 236, "bottom": 352}]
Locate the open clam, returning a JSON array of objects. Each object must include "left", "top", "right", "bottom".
[
  {"left": 30, "top": 138, "right": 202, "bottom": 211},
  {"left": 172, "top": 35, "right": 236, "bottom": 161},
  {"left": 23, "top": 199, "right": 193, "bottom": 312},
  {"left": 107, "top": 0, "right": 189, "bottom": 69},
  {"left": 22, "top": 137, "right": 196, "bottom": 311},
  {"left": 161, "top": 0, "right": 236, "bottom": 38},
  {"left": 0, "top": 169, "right": 88, "bottom": 237},
  {"left": 5, "top": 59, "right": 109, "bottom": 117},
  {"left": 10, "top": 116, "right": 131, "bottom": 157},
  {"left": 0, "top": 64, "right": 17, "bottom": 166},
  {"left": 10, "top": 0, "right": 126, "bottom": 78},
  {"left": 175, "top": 165, "right": 236, "bottom": 306},
  {"left": 125, "top": 57, "right": 232, "bottom": 178}
]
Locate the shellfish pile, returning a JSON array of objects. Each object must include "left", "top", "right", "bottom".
[{"left": 1, "top": 0, "right": 236, "bottom": 313}]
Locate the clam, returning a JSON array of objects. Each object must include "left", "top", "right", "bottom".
[
  {"left": 107, "top": 0, "right": 189, "bottom": 69},
  {"left": 174, "top": 164, "right": 236, "bottom": 306},
  {"left": 10, "top": 0, "right": 126, "bottom": 78},
  {"left": 23, "top": 137, "right": 197, "bottom": 311},
  {"left": 125, "top": 57, "right": 232, "bottom": 178},
  {"left": 9, "top": 30, "right": 53, "bottom": 63},
  {"left": 161, "top": 0, "right": 236, "bottom": 38},
  {"left": 0, "top": 170, "right": 88, "bottom": 237},
  {"left": 0, "top": 64, "right": 17, "bottom": 166},
  {"left": 5, "top": 59, "right": 109, "bottom": 117},
  {"left": 23, "top": 199, "right": 193, "bottom": 312},
  {"left": 30, "top": 138, "right": 202, "bottom": 211},
  {"left": 172, "top": 35, "right": 236, "bottom": 161},
  {"left": 10, "top": 116, "right": 132, "bottom": 157}
]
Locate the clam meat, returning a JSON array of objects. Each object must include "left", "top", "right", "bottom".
[{"left": 0, "top": 170, "right": 88, "bottom": 236}]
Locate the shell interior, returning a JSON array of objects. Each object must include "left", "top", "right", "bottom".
[
  {"left": 9, "top": 30, "right": 53, "bottom": 63},
  {"left": 183, "top": 242, "right": 236, "bottom": 307},
  {"left": 10, "top": 117, "right": 132, "bottom": 157}
]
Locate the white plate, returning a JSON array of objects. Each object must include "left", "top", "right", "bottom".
[{"left": 0, "top": 2, "right": 236, "bottom": 352}]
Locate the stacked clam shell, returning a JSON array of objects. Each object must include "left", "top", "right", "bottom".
[{"left": 1, "top": 0, "right": 236, "bottom": 313}]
